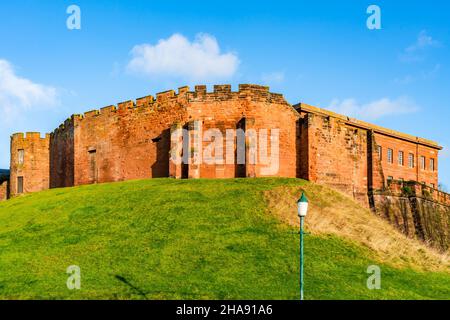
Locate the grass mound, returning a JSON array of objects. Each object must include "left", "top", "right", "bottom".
[{"left": 0, "top": 178, "right": 448, "bottom": 299}]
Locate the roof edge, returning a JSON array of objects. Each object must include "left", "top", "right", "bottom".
[{"left": 295, "top": 103, "right": 443, "bottom": 150}]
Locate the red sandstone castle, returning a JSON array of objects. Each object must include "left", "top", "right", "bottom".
[{"left": 1, "top": 84, "right": 442, "bottom": 207}]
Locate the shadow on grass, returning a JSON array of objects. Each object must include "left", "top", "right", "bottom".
[{"left": 114, "top": 275, "right": 148, "bottom": 299}]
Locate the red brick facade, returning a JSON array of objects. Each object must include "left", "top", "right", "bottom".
[
  {"left": 7, "top": 84, "right": 443, "bottom": 206},
  {"left": 294, "top": 103, "right": 441, "bottom": 205},
  {"left": 10, "top": 132, "right": 50, "bottom": 196}
]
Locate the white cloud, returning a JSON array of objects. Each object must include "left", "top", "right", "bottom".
[
  {"left": 126, "top": 33, "right": 239, "bottom": 81},
  {"left": 327, "top": 97, "right": 419, "bottom": 121},
  {"left": 400, "top": 30, "right": 441, "bottom": 62},
  {"left": 394, "top": 64, "right": 441, "bottom": 85},
  {"left": 0, "top": 59, "right": 58, "bottom": 121},
  {"left": 261, "top": 71, "right": 285, "bottom": 84},
  {"left": 406, "top": 30, "right": 440, "bottom": 52}
]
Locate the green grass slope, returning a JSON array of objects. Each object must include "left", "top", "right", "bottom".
[{"left": 0, "top": 178, "right": 448, "bottom": 300}]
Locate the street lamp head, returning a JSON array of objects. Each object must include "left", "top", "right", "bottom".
[{"left": 297, "top": 192, "right": 309, "bottom": 217}]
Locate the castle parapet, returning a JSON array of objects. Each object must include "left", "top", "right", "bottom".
[
  {"left": 156, "top": 90, "right": 176, "bottom": 103},
  {"left": 11, "top": 132, "right": 50, "bottom": 141},
  {"left": 136, "top": 96, "right": 154, "bottom": 107},
  {"left": 84, "top": 109, "right": 100, "bottom": 118},
  {"left": 47, "top": 84, "right": 289, "bottom": 139}
]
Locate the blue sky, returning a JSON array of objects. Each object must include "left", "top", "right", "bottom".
[{"left": 0, "top": 0, "right": 449, "bottom": 187}]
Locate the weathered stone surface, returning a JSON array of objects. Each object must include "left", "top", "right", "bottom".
[
  {"left": 10, "top": 132, "right": 50, "bottom": 197},
  {"left": 371, "top": 181, "right": 450, "bottom": 251}
]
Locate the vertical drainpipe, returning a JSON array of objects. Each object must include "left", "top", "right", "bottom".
[{"left": 416, "top": 139, "right": 419, "bottom": 183}]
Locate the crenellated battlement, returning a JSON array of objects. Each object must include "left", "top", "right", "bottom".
[
  {"left": 11, "top": 132, "right": 50, "bottom": 142},
  {"left": 47, "top": 84, "right": 288, "bottom": 134},
  {"left": 190, "top": 84, "right": 286, "bottom": 104}
]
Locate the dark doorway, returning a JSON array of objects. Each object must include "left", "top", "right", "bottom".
[
  {"left": 17, "top": 176, "right": 23, "bottom": 194},
  {"left": 181, "top": 124, "right": 190, "bottom": 179},
  {"left": 235, "top": 118, "right": 246, "bottom": 178},
  {"left": 151, "top": 129, "right": 171, "bottom": 178},
  {"left": 88, "top": 150, "right": 98, "bottom": 183}
]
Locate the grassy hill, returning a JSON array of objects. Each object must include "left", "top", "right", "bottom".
[{"left": 0, "top": 178, "right": 448, "bottom": 300}]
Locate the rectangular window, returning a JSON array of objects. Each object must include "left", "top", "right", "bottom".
[
  {"left": 387, "top": 176, "right": 393, "bottom": 183},
  {"left": 430, "top": 158, "right": 435, "bottom": 171},
  {"left": 398, "top": 151, "right": 404, "bottom": 166},
  {"left": 408, "top": 153, "right": 414, "bottom": 168},
  {"left": 17, "top": 176, "right": 24, "bottom": 194},
  {"left": 18, "top": 149, "right": 24, "bottom": 165},
  {"left": 377, "top": 146, "right": 382, "bottom": 161},
  {"left": 431, "top": 183, "right": 435, "bottom": 189},
  {"left": 420, "top": 156, "right": 426, "bottom": 170},
  {"left": 387, "top": 149, "right": 393, "bottom": 164}
]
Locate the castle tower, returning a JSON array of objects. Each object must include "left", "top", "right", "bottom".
[{"left": 10, "top": 132, "right": 50, "bottom": 197}]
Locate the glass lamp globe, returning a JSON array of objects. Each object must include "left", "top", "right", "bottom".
[{"left": 297, "top": 193, "right": 309, "bottom": 217}]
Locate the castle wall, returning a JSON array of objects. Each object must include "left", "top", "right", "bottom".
[
  {"left": 373, "top": 133, "right": 439, "bottom": 188},
  {"left": 184, "top": 84, "right": 299, "bottom": 178},
  {"left": 72, "top": 89, "right": 188, "bottom": 186},
  {"left": 299, "top": 109, "right": 370, "bottom": 205},
  {"left": 10, "top": 132, "right": 50, "bottom": 197},
  {"left": 7, "top": 84, "right": 442, "bottom": 210},
  {"left": 371, "top": 181, "right": 450, "bottom": 251},
  {"left": 294, "top": 103, "right": 441, "bottom": 206},
  {"left": 50, "top": 119, "right": 75, "bottom": 188}
]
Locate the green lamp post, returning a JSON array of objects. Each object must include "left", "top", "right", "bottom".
[{"left": 297, "top": 193, "right": 309, "bottom": 301}]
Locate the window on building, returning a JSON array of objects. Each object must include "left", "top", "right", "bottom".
[
  {"left": 408, "top": 153, "right": 414, "bottom": 168},
  {"left": 420, "top": 156, "right": 426, "bottom": 170},
  {"left": 377, "top": 146, "right": 382, "bottom": 161},
  {"left": 18, "top": 149, "right": 24, "bottom": 165},
  {"left": 17, "top": 176, "right": 24, "bottom": 194},
  {"left": 430, "top": 158, "right": 435, "bottom": 171},
  {"left": 398, "top": 151, "right": 404, "bottom": 166},
  {"left": 387, "top": 176, "right": 393, "bottom": 184},
  {"left": 431, "top": 183, "right": 435, "bottom": 189},
  {"left": 387, "top": 149, "right": 393, "bottom": 164}
]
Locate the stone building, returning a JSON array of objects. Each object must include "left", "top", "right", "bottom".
[
  {"left": 5, "top": 84, "right": 450, "bottom": 250},
  {"left": 6, "top": 84, "right": 442, "bottom": 204}
]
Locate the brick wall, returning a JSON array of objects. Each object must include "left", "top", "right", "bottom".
[
  {"left": 372, "top": 180, "right": 450, "bottom": 250},
  {"left": 183, "top": 84, "right": 298, "bottom": 179},
  {"left": 50, "top": 118, "right": 75, "bottom": 188},
  {"left": 372, "top": 133, "right": 438, "bottom": 188},
  {"left": 295, "top": 103, "right": 441, "bottom": 206},
  {"left": 7, "top": 84, "right": 442, "bottom": 207},
  {"left": 71, "top": 89, "right": 189, "bottom": 186},
  {"left": 297, "top": 108, "right": 369, "bottom": 204},
  {"left": 47, "top": 84, "right": 298, "bottom": 186},
  {"left": 10, "top": 132, "right": 50, "bottom": 197}
]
